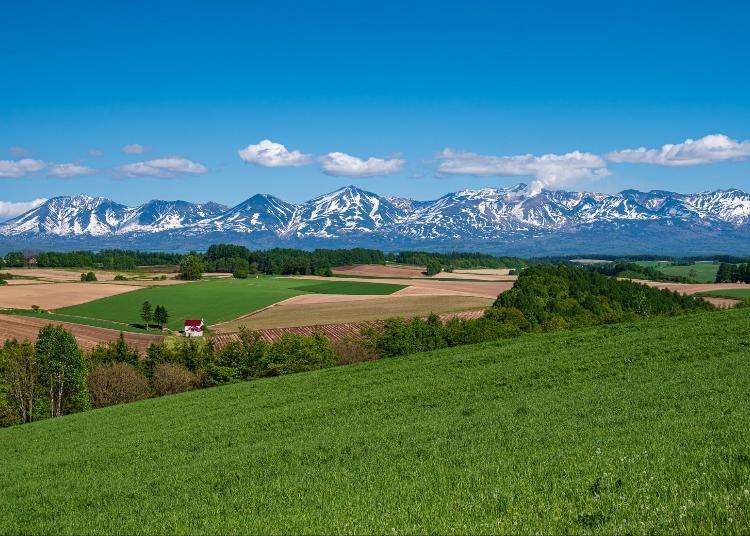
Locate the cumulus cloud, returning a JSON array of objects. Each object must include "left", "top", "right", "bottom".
[
  {"left": 320, "top": 152, "right": 405, "bottom": 177},
  {"left": 47, "top": 163, "right": 96, "bottom": 178},
  {"left": 607, "top": 134, "right": 750, "bottom": 166},
  {"left": 116, "top": 157, "right": 208, "bottom": 178},
  {"left": 9, "top": 146, "right": 30, "bottom": 156},
  {"left": 0, "top": 198, "right": 47, "bottom": 221},
  {"left": 122, "top": 143, "right": 147, "bottom": 154},
  {"left": 436, "top": 149, "right": 609, "bottom": 195},
  {"left": 0, "top": 159, "right": 46, "bottom": 178},
  {"left": 238, "top": 139, "right": 313, "bottom": 167}
]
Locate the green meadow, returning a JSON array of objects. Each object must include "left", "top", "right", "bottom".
[
  {"left": 635, "top": 261, "right": 720, "bottom": 283},
  {"left": 54, "top": 277, "right": 403, "bottom": 330},
  {"left": 1, "top": 308, "right": 748, "bottom": 534}
]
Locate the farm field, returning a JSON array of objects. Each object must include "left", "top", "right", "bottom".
[
  {"left": 0, "top": 313, "right": 162, "bottom": 351},
  {"left": 696, "top": 288, "right": 750, "bottom": 300},
  {"left": 635, "top": 260, "right": 720, "bottom": 283},
  {"left": 1, "top": 308, "right": 748, "bottom": 534},
  {"left": 0, "top": 282, "right": 142, "bottom": 309},
  {"left": 215, "top": 294, "right": 493, "bottom": 330},
  {"left": 55, "top": 277, "right": 406, "bottom": 331},
  {"left": 331, "top": 264, "right": 514, "bottom": 281}
]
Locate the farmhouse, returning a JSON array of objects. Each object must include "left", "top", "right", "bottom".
[{"left": 184, "top": 319, "right": 204, "bottom": 337}]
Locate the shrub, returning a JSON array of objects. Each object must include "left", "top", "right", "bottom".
[
  {"left": 0, "top": 279, "right": 6, "bottom": 286},
  {"left": 80, "top": 271, "right": 97, "bottom": 282},
  {"left": 89, "top": 333, "right": 140, "bottom": 367},
  {"left": 86, "top": 362, "right": 150, "bottom": 408},
  {"left": 151, "top": 363, "right": 197, "bottom": 396},
  {"left": 233, "top": 268, "right": 249, "bottom": 279},
  {"left": 265, "top": 332, "right": 336, "bottom": 375},
  {"left": 332, "top": 336, "right": 378, "bottom": 366},
  {"left": 113, "top": 274, "right": 127, "bottom": 281}
]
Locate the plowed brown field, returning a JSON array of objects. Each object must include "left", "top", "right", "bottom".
[{"left": 0, "top": 314, "right": 163, "bottom": 352}]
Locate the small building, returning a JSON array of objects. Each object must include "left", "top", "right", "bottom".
[{"left": 184, "top": 319, "right": 204, "bottom": 337}]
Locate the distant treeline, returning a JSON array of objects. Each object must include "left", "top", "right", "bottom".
[
  {"left": 534, "top": 254, "right": 750, "bottom": 264},
  {"left": 715, "top": 262, "right": 750, "bottom": 283},
  {"left": 203, "top": 245, "right": 388, "bottom": 276},
  {"left": 391, "top": 251, "right": 526, "bottom": 271},
  {"left": 0, "top": 250, "right": 182, "bottom": 270},
  {"left": 202, "top": 245, "right": 525, "bottom": 276}
]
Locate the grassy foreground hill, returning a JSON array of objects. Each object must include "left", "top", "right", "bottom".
[{"left": 1, "top": 309, "right": 749, "bottom": 534}]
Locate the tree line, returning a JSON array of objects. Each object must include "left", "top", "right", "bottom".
[
  {"left": 715, "top": 262, "right": 750, "bottom": 283},
  {"left": 0, "top": 250, "right": 182, "bottom": 270}
]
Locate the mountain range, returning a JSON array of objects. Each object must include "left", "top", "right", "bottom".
[{"left": 1, "top": 184, "right": 749, "bottom": 256}]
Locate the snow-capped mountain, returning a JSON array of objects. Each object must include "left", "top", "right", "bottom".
[{"left": 1, "top": 185, "right": 749, "bottom": 255}]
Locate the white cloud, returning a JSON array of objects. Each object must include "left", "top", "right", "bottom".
[
  {"left": 320, "top": 152, "right": 405, "bottom": 177},
  {"left": 607, "top": 134, "right": 750, "bottom": 166},
  {"left": 238, "top": 139, "right": 313, "bottom": 167},
  {"left": 0, "top": 198, "right": 47, "bottom": 220},
  {"left": 0, "top": 159, "right": 46, "bottom": 178},
  {"left": 116, "top": 157, "right": 208, "bottom": 178},
  {"left": 47, "top": 163, "right": 96, "bottom": 178},
  {"left": 436, "top": 149, "right": 609, "bottom": 195},
  {"left": 88, "top": 148, "right": 104, "bottom": 157},
  {"left": 122, "top": 143, "right": 147, "bottom": 154},
  {"left": 9, "top": 146, "right": 30, "bottom": 156}
]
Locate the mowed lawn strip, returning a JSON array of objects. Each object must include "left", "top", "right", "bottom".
[
  {"left": 55, "top": 277, "right": 407, "bottom": 330},
  {"left": 1, "top": 308, "right": 748, "bottom": 534}
]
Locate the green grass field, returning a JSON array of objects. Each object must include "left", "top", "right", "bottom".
[
  {"left": 635, "top": 261, "right": 720, "bottom": 283},
  {"left": 290, "top": 281, "right": 405, "bottom": 295},
  {"left": 1, "top": 308, "right": 748, "bottom": 534},
  {"left": 696, "top": 288, "right": 750, "bottom": 300},
  {"left": 53, "top": 277, "right": 403, "bottom": 330}
]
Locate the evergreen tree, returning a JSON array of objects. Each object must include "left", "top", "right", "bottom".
[
  {"left": 141, "top": 301, "right": 153, "bottom": 330},
  {"left": 154, "top": 305, "right": 169, "bottom": 330}
]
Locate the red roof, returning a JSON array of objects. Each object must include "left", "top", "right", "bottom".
[{"left": 184, "top": 319, "right": 203, "bottom": 327}]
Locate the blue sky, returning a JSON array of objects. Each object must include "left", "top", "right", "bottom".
[{"left": 1, "top": 0, "right": 749, "bottom": 215}]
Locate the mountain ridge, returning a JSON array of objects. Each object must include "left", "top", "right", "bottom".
[{"left": 1, "top": 184, "right": 749, "bottom": 255}]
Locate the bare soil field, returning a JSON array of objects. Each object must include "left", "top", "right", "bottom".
[
  {"left": 332, "top": 264, "right": 426, "bottom": 278},
  {"left": 701, "top": 296, "right": 741, "bottom": 308},
  {"left": 2, "top": 268, "right": 194, "bottom": 286},
  {"left": 212, "top": 308, "right": 487, "bottom": 344},
  {"left": 213, "top": 294, "right": 493, "bottom": 331},
  {"left": 0, "top": 282, "right": 141, "bottom": 309},
  {"left": 0, "top": 313, "right": 162, "bottom": 352}
]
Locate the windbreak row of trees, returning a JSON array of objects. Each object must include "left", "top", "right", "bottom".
[
  {"left": 202, "top": 245, "right": 387, "bottom": 275},
  {"left": 0, "top": 250, "right": 182, "bottom": 270},
  {"left": 715, "top": 262, "right": 750, "bottom": 283}
]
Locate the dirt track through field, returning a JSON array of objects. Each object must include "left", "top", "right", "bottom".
[{"left": 0, "top": 314, "right": 163, "bottom": 352}]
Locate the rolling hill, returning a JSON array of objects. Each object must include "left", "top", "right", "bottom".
[{"left": 1, "top": 308, "right": 748, "bottom": 533}]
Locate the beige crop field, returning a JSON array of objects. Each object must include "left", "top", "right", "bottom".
[
  {"left": 0, "top": 282, "right": 141, "bottom": 309},
  {"left": 213, "top": 294, "right": 494, "bottom": 331},
  {"left": 332, "top": 264, "right": 426, "bottom": 278}
]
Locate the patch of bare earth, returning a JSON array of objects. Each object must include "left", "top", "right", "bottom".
[
  {"left": 332, "top": 264, "right": 426, "bottom": 278},
  {"left": 0, "top": 314, "right": 162, "bottom": 352},
  {"left": 295, "top": 276, "right": 513, "bottom": 299},
  {"left": 0, "top": 282, "right": 141, "bottom": 309},
  {"left": 631, "top": 280, "right": 749, "bottom": 307}
]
